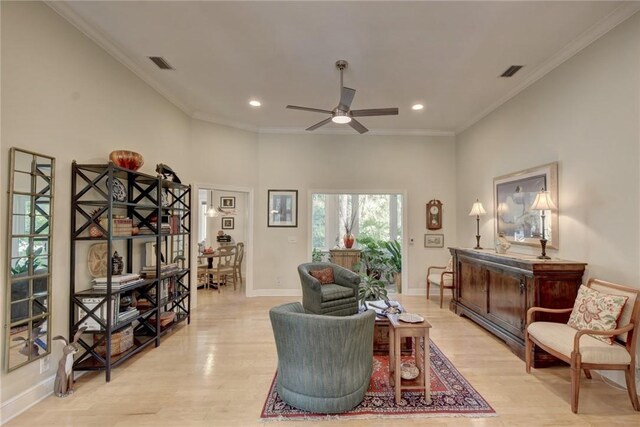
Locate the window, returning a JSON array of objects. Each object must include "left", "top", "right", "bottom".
[{"left": 311, "top": 192, "right": 402, "bottom": 251}]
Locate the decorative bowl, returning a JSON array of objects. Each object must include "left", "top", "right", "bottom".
[
  {"left": 400, "top": 362, "right": 420, "bottom": 380},
  {"left": 109, "top": 150, "right": 144, "bottom": 171}
]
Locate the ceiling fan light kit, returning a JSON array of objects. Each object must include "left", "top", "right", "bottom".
[{"left": 286, "top": 60, "right": 399, "bottom": 134}]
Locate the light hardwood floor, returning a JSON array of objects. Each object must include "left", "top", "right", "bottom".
[{"left": 7, "top": 288, "right": 640, "bottom": 426}]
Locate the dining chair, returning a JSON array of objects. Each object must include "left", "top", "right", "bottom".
[
  {"left": 234, "top": 242, "right": 245, "bottom": 285},
  {"left": 208, "top": 245, "right": 237, "bottom": 291}
]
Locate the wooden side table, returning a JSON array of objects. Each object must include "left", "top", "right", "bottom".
[{"left": 388, "top": 314, "right": 432, "bottom": 404}]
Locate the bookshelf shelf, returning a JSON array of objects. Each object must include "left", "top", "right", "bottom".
[{"left": 70, "top": 162, "right": 191, "bottom": 382}]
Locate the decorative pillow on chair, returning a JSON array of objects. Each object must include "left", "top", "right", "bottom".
[
  {"left": 567, "top": 285, "right": 628, "bottom": 344},
  {"left": 310, "top": 268, "right": 335, "bottom": 285}
]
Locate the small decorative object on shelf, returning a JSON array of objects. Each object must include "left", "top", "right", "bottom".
[
  {"left": 111, "top": 251, "right": 123, "bottom": 275},
  {"left": 156, "top": 163, "right": 181, "bottom": 183},
  {"left": 495, "top": 233, "right": 511, "bottom": 254},
  {"left": 109, "top": 150, "right": 144, "bottom": 171},
  {"left": 106, "top": 177, "right": 127, "bottom": 202}
]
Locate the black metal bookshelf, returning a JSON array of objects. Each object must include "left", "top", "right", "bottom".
[{"left": 70, "top": 161, "right": 191, "bottom": 381}]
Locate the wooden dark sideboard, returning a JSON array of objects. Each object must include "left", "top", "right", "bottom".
[{"left": 449, "top": 248, "right": 586, "bottom": 368}]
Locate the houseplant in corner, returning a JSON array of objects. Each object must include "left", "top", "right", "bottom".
[{"left": 384, "top": 240, "right": 402, "bottom": 292}]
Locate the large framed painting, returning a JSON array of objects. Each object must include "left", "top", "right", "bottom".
[
  {"left": 493, "top": 162, "right": 558, "bottom": 249},
  {"left": 268, "top": 189, "right": 298, "bottom": 227}
]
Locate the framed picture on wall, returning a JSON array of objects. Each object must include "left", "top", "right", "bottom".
[
  {"left": 221, "top": 217, "right": 234, "bottom": 230},
  {"left": 494, "top": 162, "right": 558, "bottom": 249},
  {"left": 220, "top": 196, "right": 236, "bottom": 209},
  {"left": 268, "top": 189, "right": 298, "bottom": 227},
  {"left": 424, "top": 234, "right": 444, "bottom": 248}
]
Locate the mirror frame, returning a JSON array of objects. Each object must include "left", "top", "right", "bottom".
[{"left": 5, "top": 147, "right": 56, "bottom": 372}]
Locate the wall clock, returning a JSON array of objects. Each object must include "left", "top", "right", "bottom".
[{"left": 426, "top": 199, "right": 442, "bottom": 230}]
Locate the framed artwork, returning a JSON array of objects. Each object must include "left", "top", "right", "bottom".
[
  {"left": 494, "top": 162, "right": 558, "bottom": 248},
  {"left": 220, "top": 196, "right": 236, "bottom": 209},
  {"left": 424, "top": 234, "right": 444, "bottom": 248},
  {"left": 221, "top": 217, "right": 234, "bottom": 230},
  {"left": 268, "top": 189, "right": 298, "bottom": 227}
]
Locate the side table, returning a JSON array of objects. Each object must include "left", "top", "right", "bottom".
[{"left": 388, "top": 314, "right": 432, "bottom": 404}]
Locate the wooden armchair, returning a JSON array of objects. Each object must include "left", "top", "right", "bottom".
[
  {"left": 426, "top": 257, "right": 454, "bottom": 308},
  {"left": 525, "top": 278, "right": 640, "bottom": 413}
]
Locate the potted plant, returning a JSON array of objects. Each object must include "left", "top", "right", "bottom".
[
  {"left": 355, "top": 237, "right": 393, "bottom": 282},
  {"left": 384, "top": 240, "right": 402, "bottom": 292},
  {"left": 358, "top": 274, "right": 388, "bottom": 304}
]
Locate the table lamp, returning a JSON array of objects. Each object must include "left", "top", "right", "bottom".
[
  {"left": 468, "top": 199, "right": 487, "bottom": 249},
  {"left": 530, "top": 189, "right": 557, "bottom": 259}
]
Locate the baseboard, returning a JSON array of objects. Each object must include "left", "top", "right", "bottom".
[
  {"left": 1, "top": 375, "right": 55, "bottom": 424},
  {"left": 246, "top": 289, "right": 301, "bottom": 297}
]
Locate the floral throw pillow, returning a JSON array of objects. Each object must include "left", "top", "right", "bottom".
[
  {"left": 309, "top": 268, "right": 335, "bottom": 285},
  {"left": 567, "top": 285, "right": 628, "bottom": 344}
]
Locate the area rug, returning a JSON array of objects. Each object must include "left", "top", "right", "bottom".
[{"left": 260, "top": 340, "right": 495, "bottom": 421}]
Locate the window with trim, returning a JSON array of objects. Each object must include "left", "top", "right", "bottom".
[{"left": 311, "top": 193, "right": 402, "bottom": 251}]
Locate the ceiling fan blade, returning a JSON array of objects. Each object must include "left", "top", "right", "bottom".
[
  {"left": 338, "top": 87, "right": 356, "bottom": 110},
  {"left": 349, "top": 118, "right": 369, "bottom": 134},
  {"left": 350, "top": 108, "right": 399, "bottom": 117},
  {"left": 287, "top": 105, "right": 333, "bottom": 114},
  {"left": 306, "top": 117, "right": 333, "bottom": 131}
]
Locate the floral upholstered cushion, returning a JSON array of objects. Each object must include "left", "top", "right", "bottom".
[
  {"left": 567, "top": 285, "right": 628, "bottom": 344},
  {"left": 310, "top": 267, "right": 335, "bottom": 285}
]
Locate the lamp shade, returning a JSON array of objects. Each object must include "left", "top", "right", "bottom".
[
  {"left": 530, "top": 190, "right": 557, "bottom": 211},
  {"left": 468, "top": 199, "right": 487, "bottom": 216}
]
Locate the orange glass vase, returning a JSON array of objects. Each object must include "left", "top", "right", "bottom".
[{"left": 343, "top": 234, "right": 355, "bottom": 249}]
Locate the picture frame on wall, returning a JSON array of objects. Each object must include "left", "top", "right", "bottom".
[
  {"left": 494, "top": 162, "right": 558, "bottom": 249},
  {"left": 268, "top": 189, "right": 298, "bottom": 227},
  {"left": 424, "top": 234, "right": 444, "bottom": 248},
  {"left": 220, "top": 196, "right": 236, "bottom": 209},
  {"left": 221, "top": 217, "right": 234, "bottom": 230}
]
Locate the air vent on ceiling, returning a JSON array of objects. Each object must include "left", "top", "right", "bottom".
[
  {"left": 500, "top": 65, "right": 523, "bottom": 78},
  {"left": 148, "top": 56, "right": 174, "bottom": 70}
]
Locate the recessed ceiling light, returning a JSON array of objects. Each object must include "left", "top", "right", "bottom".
[
  {"left": 249, "top": 100, "right": 261, "bottom": 107},
  {"left": 412, "top": 104, "right": 424, "bottom": 111}
]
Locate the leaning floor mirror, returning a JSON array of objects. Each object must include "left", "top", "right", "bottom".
[{"left": 5, "top": 148, "right": 55, "bottom": 372}]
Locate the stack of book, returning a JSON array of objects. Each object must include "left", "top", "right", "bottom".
[
  {"left": 140, "top": 263, "right": 179, "bottom": 279},
  {"left": 117, "top": 307, "right": 140, "bottom": 324},
  {"left": 92, "top": 273, "right": 143, "bottom": 291}
]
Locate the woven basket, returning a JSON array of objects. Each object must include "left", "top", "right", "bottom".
[{"left": 94, "top": 326, "right": 134, "bottom": 356}]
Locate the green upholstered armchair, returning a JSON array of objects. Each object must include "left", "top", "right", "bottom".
[
  {"left": 298, "top": 262, "right": 360, "bottom": 316},
  {"left": 269, "top": 302, "right": 375, "bottom": 413}
]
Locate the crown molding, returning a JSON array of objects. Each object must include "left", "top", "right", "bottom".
[
  {"left": 455, "top": 3, "right": 640, "bottom": 134},
  {"left": 191, "top": 112, "right": 260, "bottom": 133},
  {"left": 45, "top": 1, "right": 193, "bottom": 117}
]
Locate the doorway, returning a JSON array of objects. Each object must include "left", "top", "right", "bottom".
[{"left": 193, "top": 184, "right": 253, "bottom": 306}]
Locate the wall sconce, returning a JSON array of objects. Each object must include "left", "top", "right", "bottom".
[
  {"left": 530, "top": 188, "right": 557, "bottom": 259},
  {"left": 468, "top": 199, "right": 487, "bottom": 249}
]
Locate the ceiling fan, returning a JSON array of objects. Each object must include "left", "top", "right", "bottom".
[{"left": 286, "top": 60, "right": 399, "bottom": 134}]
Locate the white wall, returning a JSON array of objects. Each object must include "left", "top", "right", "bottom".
[
  {"left": 254, "top": 132, "right": 457, "bottom": 294},
  {"left": 455, "top": 11, "right": 640, "bottom": 383},
  {"left": 456, "top": 11, "right": 640, "bottom": 285},
  {"left": 0, "top": 1, "right": 191, "bottom": 420}
]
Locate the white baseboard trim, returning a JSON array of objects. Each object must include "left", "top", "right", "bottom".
[
  {"left": 246, "top": 289, "right": 301, "bottom": 297},
  {"left": 1, "top": 375, "right": 55, "bottom": 425}
]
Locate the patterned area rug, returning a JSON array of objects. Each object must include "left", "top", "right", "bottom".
[{"left": 260, "top": 340, "right": 495, "bottom": 421}]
